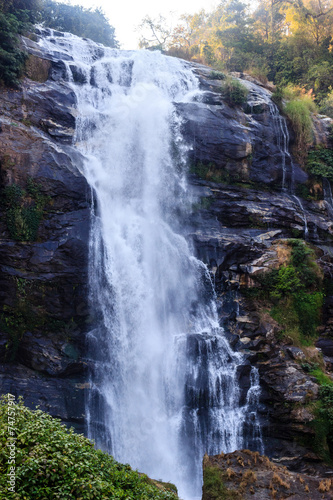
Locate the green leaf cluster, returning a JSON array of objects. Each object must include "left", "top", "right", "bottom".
[
  {"left": 0, "top": 12, "right": 28, "bottom": 87},
  {"left": 40, "top": 1, "right": 119, "bottom": 48},
  {"left": 256, "top": 240, "right": 323, "bottom": 341},
  {"left": 220, "top": 77, "right": 249, "bottom": 107},
  {"left": 0, "top": 396, "right": 178, "bottom": 500},
  {"left": 307, "top": 147, "right": 333, "bottom": 182},
  {"left": 1, "top": 179, "right": 50, "bottom": 241}
]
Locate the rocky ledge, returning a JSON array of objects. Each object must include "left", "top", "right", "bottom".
[{"left": 202, "top": 450, "right": 333, "bottom": 499}]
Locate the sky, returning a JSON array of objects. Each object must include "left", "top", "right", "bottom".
[{"left": 61, "top": 0, "right": 218, "bottom": 49}]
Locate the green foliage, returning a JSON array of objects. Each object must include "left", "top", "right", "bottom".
[
  {"left": 220, "top": 77, "right": 249, "bottom": 107},
  {"left": 307, "top": 147, "right": 333, "bottom": 182},
  {"left": 1, "top": 179, "right": 50, "bottom": 241},
  {"left": 0, "top": 0, "right": 118, "bottom": 88},
  {"left": 255, "top": 240, "right": 323, "bottom": 342},
  {"left": 209, "top": 70, "right": 225, "bottom": 80},
  {"left": 284, "top": 99, "right": 313, "bottom": 155},
  {"left": 310, "top": 370, "right": 333, "bottom": 387},
  {"left": 202, "top": 466, "right": 241, "bottom": 500},
  {"left": 0, "top": 396, "right": 178, "bottom": 500},
  {"left": 190, "top": 161, "right": 231, "bottom": 184},
  {"left": 319, "top": 87, "right": 333, "bottom": 118},
  {"left": 308, "top": 384, "right": 333, "bottom": 461},
  {"left": 139, "top": 0, "right": 333, "bottom": 110},
  {"left": 0, "top": 12, "right": 28, "bottom": 86},
  {"left": 40, "top": 0, "right": 119, "bottom": 48}
]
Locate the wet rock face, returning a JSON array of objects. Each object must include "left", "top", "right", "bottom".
[
  {"left": 0, "top": 36, "right": 91, "bottom": 429},
  {"left": 181, "top": 67, "right": 333, "bottom": 472},
  {"left": 202, "top": 450, "right": 333, "bottom": 500},
  {"left": 178, "top": 63, "right": 308, "bottom": 190}
]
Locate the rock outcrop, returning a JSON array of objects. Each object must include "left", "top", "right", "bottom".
[
  {"left": 181, "top": 65, "right": 333, "bottom": 473},
  {"left": 202, "top": 450, "right": 333, "bottom": 499}
]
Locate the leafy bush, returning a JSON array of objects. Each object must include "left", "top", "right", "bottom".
[
  {"left": 319, "top": 87, "right": 333, "bottom": 118},
  {"left": 307, "top": 147, "right": 333, "bottom": 182},
  {"left": 284, "top": 100, "right": 313, "bottom": 151},
  {"left": 0, "top": 396, "right": 178, "bottom": 500},
  {"left": 40, "top": 0, "right": 119, "bottom": 48},
  {"left": 209, "top": 70, "right": 225, "bottom": 80},
  {"left": 256, "top": 240, "right": 323, "bottom": 342},
  {"left": 274, "top": 85, "right": 317, "bottom": 160},
  {"left": 220, "top": 77, "right": 248, "bottom": 107},
  {"left": 202, "top": 466, "right": 240, "bottom": 500},
  {"left": 1, "top": 179, "right": 50, "bottom": 241},
  {"left": 0, "top": 12, "right": 28, "bottom": 86}
]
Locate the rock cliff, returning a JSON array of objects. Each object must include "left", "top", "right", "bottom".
[
  {"left": 0, "top": 29, "right": 333, "bottom": 479},
  {"left": 0, "top": 32, "right": 91, "bottom": 432}
]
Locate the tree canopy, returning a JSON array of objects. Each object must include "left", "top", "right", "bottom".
[{"left": 138, "top": 0, "right": 333, "bottom": 108}]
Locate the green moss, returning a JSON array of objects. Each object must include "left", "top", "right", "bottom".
[
  {"left": 190, "top": 161, "right": 231, "bottom": 183},
  {"left": 310, "top": 369, "right": 333, "bottom": 386},
  {"left": 0, "top": 396, "right": 178, "bottom": 500},
  {"left": 202, "top": 466, "right": 241, "bottom": 500},
  {"left": 1, "top": 178, "right": 50, "bottom": 241}
]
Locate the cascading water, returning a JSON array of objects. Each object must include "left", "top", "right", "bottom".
[
  {"left": 267, "top": 101, "right": 309, "bottom": 237},
  {"left": 268, "top": 102, "right": 294, "bottom": 191},
  {"left": 38, "top": 30, "right": 263, "bottom": 499},
  {"left": 323, "top": 177, "right": 333, "bottom": 217}
]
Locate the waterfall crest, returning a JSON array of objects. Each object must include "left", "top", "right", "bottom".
[{"left": 38, "top": 30, "right": 263, "bottom": 499}]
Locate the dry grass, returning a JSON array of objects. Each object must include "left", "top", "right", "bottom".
[
  {"left": 272, "top": 472, "right": 290, "bottom": 489},
  {"left": 318, "top": 479, "right": 332, "bottom": 492},
  {"left": 275, "top": 242, "right": 292, "bottom": 266}
]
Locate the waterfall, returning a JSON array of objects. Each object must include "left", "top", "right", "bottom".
[
  {"left": 268, "top": 102, "right": 293, "bottom": 191},
  {"left": 323, "top": 177, "right": 333, "bottom": 218},
  {"left": 267, "top": 102, "right": 309, "bottom": 237},
  {"left": 38, "top": 30, "right": 263, "bottom": 499}
]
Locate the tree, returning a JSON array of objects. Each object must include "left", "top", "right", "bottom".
[
  {"left": 40, "top": 1, "right": 119, "bottom": 48},
  {"left": 138, "top": 14, "right": 173, "bottom": 50}
]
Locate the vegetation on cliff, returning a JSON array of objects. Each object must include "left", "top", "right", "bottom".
[
  {"left": 139, "top": 0, "right": 333, "bottom": 110},
  {"left": 0, "top": 396, "right": 178, "bottom": 500},
  {"left": 0, "top": 0, "right": 118, "bottom": 87},
  {"left": 202, "top": 450, "right": 333, "bottom": 499},
  {"left": 252, "top": 240, "right": 323, "bottom": 345}
]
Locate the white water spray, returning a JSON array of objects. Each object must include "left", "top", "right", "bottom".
[{"left": 38, "top": 30, "right": 263, "bottom": 499}]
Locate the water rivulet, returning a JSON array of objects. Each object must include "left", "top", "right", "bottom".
[{"left": 38, "top": 30, "right": 263, "bottom": 499}]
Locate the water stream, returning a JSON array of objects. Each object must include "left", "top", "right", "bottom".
[{"left": 38, "top": 30, "right": 263, "bottom": 499}]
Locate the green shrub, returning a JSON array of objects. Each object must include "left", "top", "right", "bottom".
[
  {"left": 306, "top": 147, "right": 333, "bottom": 182},
  {"left": 0, "top": 12, "right": 28, "bottom": 87},
  {"left": 1, "top": 179, "right": 50, "bottom": 241},
  {"left": 319, "top": 87, "right": 333, "bottom": 118},
  {"left": 220, "top": 77, "right": 248, "bottom": 107},
  {"left": 209, "top": 70, "right": 225, "bottom": 80},
  {"left": 0, "top": 396, "right": 178, "bottom": 500},
  {"left": 202, "top": 466, "right": 240, "bottom": 500},
  {"left": 284, "top": 99, "right": 313, "bottom": 150},
  {"left": 190, "top": 161, "right": 231, "bottom": 183},
  {"left": 255, "top": 240, "right": 323, "bottom": 342},
  {"left": 309, "top": 384, "right": 333, "bottom": 461}
]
